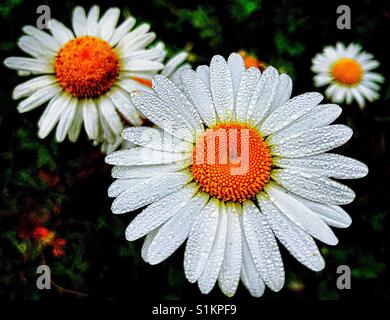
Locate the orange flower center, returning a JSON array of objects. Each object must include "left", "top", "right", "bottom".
[
  {"left": 331, "top": 58, "right": 363, "bottom": 86},
  {"left": 55, "top": 36, "right": 120, "bottom": 99},
  {"left": 192, "top": 123, "right": 272, "bottom": 202}
]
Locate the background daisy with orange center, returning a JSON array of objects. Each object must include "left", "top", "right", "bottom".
[
  {"left": 4, "top": 5, "right": 166, "bottom": 145},
  {"left": 312, "top": 42, "right": 384, "bottom": 108}
]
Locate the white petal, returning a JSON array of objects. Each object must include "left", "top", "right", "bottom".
[
  {"left": 271, "top": 125, "right": 353, "bottom": 158},
  {"left": 107, "top": 87, "right": 143, "bottom": 126},
  {"left": 247, "top": 66, "right": 279, "bottom": 125},
  {"left": 333, "top": 87, "right": 347, "bottom": 103},
  {"left": 161, "top": 52, "right": 188, "bottom": 78},
  {"left": 116, "top": 23, "right": 150, "bottom": 51},
  {"left": 17, "top": 84, "right": 60, "bottom": 113},
  {"left": 48, "top": 19, "right": 74, "bottom": 45},
  {"left": 98, "top": 7, "right": 120, "bottom": 41},
  {"left": 130, "top": 91, "right": 195, "bottom": 142},
  {"left": 235, "top": 67, "right": 261, "bottom": 123},
  {"left": 268, "top": 74, "right": 292, "bottom": 114},
  {"left": 179, "top": 69, "right": 217, "bottom": 127},
  {"left": 109, "top": 16, "right": 136, "bottom": 46},
  {"left": 169, "top": 62, "right": 191, "bottom": 85},
  {"left": 4, "top": 57, "right": 53, "bottom": 74},
  {"left": 364, "top": 72, "right": 384, "bottom": 83},
  {"left": 22, "top": 25, "right": 59, "bottom": 52},
  {"left": 124, "top": 48, "right": 164, "bottom": 61},
  {"left": 118, "top": 78, "right": 153, "bottom": 94},
  {"left": 290, "top": 193, "right": 352, "bottom": 228},
  {"left": 146, "top": 192, "right": 209, "bottom": 264},
  {"left": 122, "top": 32, "right": 156, "bottom": 53},
  {"left": 357, "top": 84, "right": 377, "bottom": 102},
  {"left": 12, "top": 75, "right": 56, "bottom": 100},
  {"left": 126, "top": 185, "right": 197, "bottom": 241},
  {"left": 72, "top": 6, "right": 87, "bottom": 36},
  {"left": 351, "top": 87, "right": 365, "bottom": 108},
  {"left": 17, "top": 36, "right": 54, "bottom": 58},
  {"left": 227, "top": 52, "right": 245, "bottom": 101},
  {"left": 273, "top": 153, "right": 368, "bottom": 179},
  {"left": 272, "top": 169, "right": 356, "bottom": 205},
  {"left": 335, "top": 42, "right": 346, "bottom": 56},
  {"left": 325, "top": 83, "right": 339, "bottom": 99},
  {"left": 55, "top": 97, "right": 77, "bottom": 142},
  {"left": 152, "top": 75, "right": 203, "bottom": 135},
  {"left": 267, "top": 104, "right": 342, "bottom": 145},
  {"left": 361, "top": 60, "right": 379, "bottom": 71},
  {"left": 141, "top": 227, "right": 159, "bottom": 263},
  {"left": 259, "top": 194, "right": 325, "bottom": 271},
  {"left": 111, "top": 161, "right": 189, "bottom": 179},
  {"left": 345, "top": 43, "right": 361, "bottom": 58},
  {"left": 68, "top": 102, "right": 83, "bottom": 142},
  {"left": 210, "top": 55, "right": 234, "bottom": 122},
  {"left": 99, "top": 97, "right": 123, "bottom": 135},
  {"left": 264, "top": 184, "right": 338, "bottom": 245},
  {"left": 242, "top": 200, "right": 284, "bottom": 291},
  {"left": 122, "top": 59, "right": 163, "bottom": 72},
  {"left": 111, "top": 171, "right": 192, "bottom": 214},
  {"left": 99, "top": 111, "right": 116, "bottom": 144},
  {"left": 314, "top": 73, "right": 332, "bottom": 87},
  {"left": 82, "top": 100, "right": 99, "bottom": 140},
  {"left": 260, "top": 92, "right": 323, "bottom": 136},
  {"left": 121, "top": 127, "right": 193, "bottom": 153},
  {"left": 184, "top": 197, "right": 220, "bottom": 282},
  {"left": 196, "top": 65, "right": 210, "bottom": 89},
  {"left": 105, "top": 147, "right": 191, "bottom": 166},
  {"left": 86, "top": 5, "right": 99, "bottom": 36},
  {"left": 323, "top": 46, "right": 338, "bottom": 61},
  {"left": 240, "top": 218, "right": 265, "bottom": 297},
  {"left": 218, "top": 203, "right": 242, "bottom": 297},
  {"left": 108, "top": 178, "right": 142, "bottom": 197},
  {"left": 198, "top": 204, "right": 227, "bottom": 294},
  {"left": 38, "top": 93, "right": 70, "bottom": 139}
]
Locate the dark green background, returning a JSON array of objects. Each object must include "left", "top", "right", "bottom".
[{"left": 0, "top": 0, "right": 389, "bottom": 300}]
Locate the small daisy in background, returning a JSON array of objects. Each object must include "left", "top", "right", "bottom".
[
  {"left": 4, "top": 5, "right": 166, "bottom": 144},
  {"left": 105, "top": 53, "right": 367, "bottom": 297},
  {"left": 312, "top": 42, "right": 384, "bottom": 108},
  {"left": 99, "top": 45, "right": 191, "bottom": 154}
]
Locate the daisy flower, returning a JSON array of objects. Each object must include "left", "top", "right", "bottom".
[
  {"left": 4, "top": 5, "right": 165, "bottom": 143},
  {"left": 105, "top": 53, "right": 368, "bottom": 297},
  {"left": 99, "top": 47, "right": 191, "bottom": 154},
  {"left": 312, "top": 42, "right": 384, "bottom": 108}
]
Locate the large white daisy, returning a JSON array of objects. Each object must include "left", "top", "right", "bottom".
[
  {"left": 105, "top": 53, "right": 368, "bottom": 297},
  {"left": 312, "top": 42, "right": 384, "bottom": 109},
  {"left": 99, "top": 47, "right": 191, "bottom": 154},
  {"left": 4, "top": 5, "right": 165, "bottom": 143}
]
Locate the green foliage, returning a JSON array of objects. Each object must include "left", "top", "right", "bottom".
[
  {"left": 230, "top": 0, "right": 262, "bottom": 22},
  {"left": 0, "top": 0, "right": 22, "bottom": 18},
  {"left": 179, "top": 6, "right": 222, "bottom": 48}
]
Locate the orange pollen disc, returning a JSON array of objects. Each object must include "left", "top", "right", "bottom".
[
  {"left": 331, "top": 58, "right": 363, "bottom": 86},
  {"left": 55, "top": 36, "right": 120, "bottom": 99},
  {"left": 192, "top": 123, "right": 272, "bottom": 202}
]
